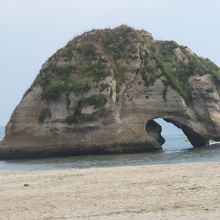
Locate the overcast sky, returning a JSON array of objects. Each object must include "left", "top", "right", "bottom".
[{"left": 1, "top": 0, "right": 220, "bottom": 133}]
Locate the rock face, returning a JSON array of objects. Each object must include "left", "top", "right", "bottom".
[{"left": 1, "top": 25, "right": 220, "bottom": 159}]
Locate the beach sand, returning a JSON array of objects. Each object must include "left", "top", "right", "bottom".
[{"left": 0, "top": 162, "right": 220, "bottom": 220}]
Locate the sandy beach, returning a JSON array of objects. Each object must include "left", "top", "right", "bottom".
[{"left": 0, "top": 162, "right": 220, "bottom": 220}]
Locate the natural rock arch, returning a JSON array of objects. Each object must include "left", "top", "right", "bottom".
[{"left": 1, "top": 25, "right": 220, "bottom": 159}]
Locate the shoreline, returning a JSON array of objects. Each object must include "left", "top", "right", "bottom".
[
  {"left": 0, "top": 137, "right": 160, "bottom": 160},
  {"left": 0, "top": 162, "right": 220, "bottom": 219}
]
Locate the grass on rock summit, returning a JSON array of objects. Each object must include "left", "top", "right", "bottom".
[{"left": 33, "top": 25, "right": 220, "bottom": 123}]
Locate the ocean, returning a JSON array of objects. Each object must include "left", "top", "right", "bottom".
[{"left": 0, "top": 126, "right": 220, "bottom": 171}]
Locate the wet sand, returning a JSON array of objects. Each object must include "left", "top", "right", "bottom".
[{"left": 0, "top": 162, "right": 220, "bottom": 219}]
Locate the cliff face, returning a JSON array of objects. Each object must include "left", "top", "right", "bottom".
[{"left": 1, "top": 25, "right": 220, "bottom": 159}]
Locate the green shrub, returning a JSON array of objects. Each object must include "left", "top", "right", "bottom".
[
  {"left": 89, "top": 60, "right": 106, "bottom": 79},
  {"left": 163, "top": 65, "right": 191, "bottom": 102},
  {"left": 43, "top": 79, "right": 65, "bottom": 100},
  {"left": 83, "top": 44, "right": 97, "bottom": 59},
  {"left": 48, "top": 63, "right": 76, "bottom": 78},
  {"left": 76, "top": 43, "right": 97, "bottom": 59},
  {"left": 67, "top": 76, "right": 94, "bottom": 93},
  {"left": 212, "top": 71, "right": 220, "bottom": 84},
  {"left": 66, "top": 114, "right": 79, "bottom": 124},
  {"left": 66, "top": 95, "right": 107, "bottom": 124},
  {"left": 152, "top": 52, "right": 191, "bottom": 103},
  {"left": 158, "top": 41, "right": 179, "bottom": 60}
]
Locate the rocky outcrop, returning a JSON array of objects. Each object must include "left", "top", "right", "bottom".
[{"left": 1, "top": 25, "right": 220, "bottom": 159}]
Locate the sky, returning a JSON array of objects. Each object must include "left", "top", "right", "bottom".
[{"left": 1, "top": 0, "right": 220, "bottom": 131}]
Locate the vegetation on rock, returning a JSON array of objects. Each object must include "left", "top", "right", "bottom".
[
  {"left": 66, "top": 95, "right": 107, "bottom": 124},
  {"left": 151, "top": 51, "right": 192, "bottom": 102},
  {"left": 35, "top": 25, "right": 220, "bottom": 116}
]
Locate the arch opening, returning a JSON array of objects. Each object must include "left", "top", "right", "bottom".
[
  {"left": 146, "top": 117, "right": 209, "bottom": 150},
  {"left": 155, "top": 118, "right": 192, "bottom": 150}
]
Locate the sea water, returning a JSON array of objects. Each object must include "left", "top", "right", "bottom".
[{"left": 0, "top": 126, "right": 220, "bottom": 171}]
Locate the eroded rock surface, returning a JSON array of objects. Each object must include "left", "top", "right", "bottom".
[{"left": 1, "top": 25, "right": 220, "bottom": 159}]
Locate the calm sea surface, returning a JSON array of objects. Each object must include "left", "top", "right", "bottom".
[{"left": 0, "top": 126, "right": 220, "bottom": 171}]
